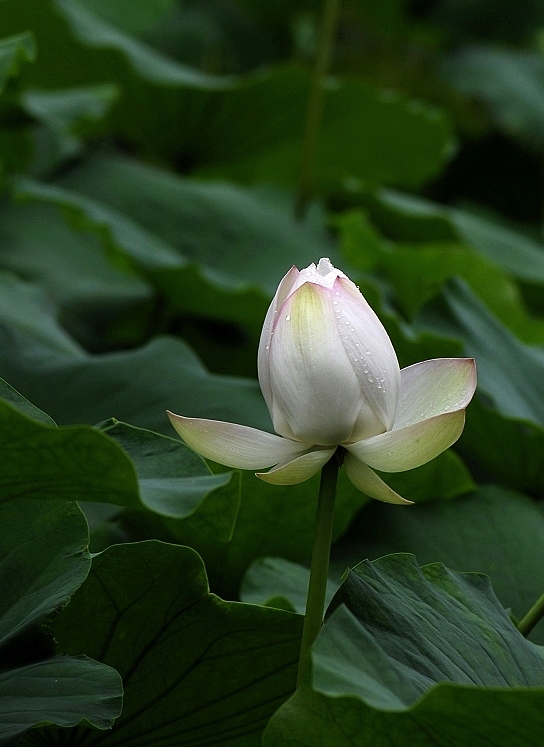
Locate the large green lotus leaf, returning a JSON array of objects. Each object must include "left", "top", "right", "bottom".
[
  {"left": 335, "top": 208, "right": 544, "bottom": 343},
  {"left": 332, "top": 485, "right": 544, "bottom": 642},
  {"left": 0, "top": 274, "right": 270, "bottom": 433},
  {"left": 441, "top": 47, "right": 544, "bottom": 150},
  {"left": 1, "top": 0, "right": 230, "bottom": 91},
  {"left": 0, "top": 499, "right": 89, "bottom": 651},
  {"left": 52, "top": 154, "right": 332, "bottom": 296},
  {"left": 0, "top": 272, "right": 82, "bottom": 355},
  {"left": 22, "top": 83, "right": 119, "bottom": 173},
  {"left": 0, "top": 657, "right": 122, "bottom": 743},
  {"left": 365, "top": 189, "right": 544, "bottom": 285},
  {"left": 76, "top": 0, "right": 176, "bottom": 36},
  {"left": 265, "top": 554, "right": 544, "bottom": 746},
  {"left": 14, "top": 161, "right": 333, "bottom": 371},
  {"left": 54, "top": 0, "right": 231, "bottom": 89},
  {"left": 0, "top": 201, "right": 150, "bottom": 315},
  {"left": 190, "top": 68, "right": 454, "bottom": 189},
  {"left": 0, "top": 1, "right": 452, "bottom": 182},
  {"left": 0, "top": 332, "right": 270, "bottom": 433},
  {"left": 23, "top": 541, "right": 302, "bottom": 747},
  {"left": 0, "top": 0, "right": 232, "bottom": 166},
  {"left": 384, "top": 241, "right": 544, "bottom": 343},
  {"left": 0, "top": 32, "right": 35, "bottom": 93},
  {"left": 425, "top": 279, "right": 544, "bottom": 427},
  {"left": 461, "top": 399, "right": 544, "bottom": 497},
  {"left": 98, "top": 419, "right": 232, "bottom": 519},
  {"left": 0, "top": 397, "right": 140, "bottom": 508},
  {"left": 0, "top": 498, "right": 122, "bottom": 741},
  {"left": 15, "top": 155, "right": 334, "bottom": 337},
  {"left": 0, "top": 384, "right": 235, "bottom": 525}
]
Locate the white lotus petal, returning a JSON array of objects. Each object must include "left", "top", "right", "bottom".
[
  {"left": 395, "top": 358, "right": 476, "bottom": 428},
  {"left": 256, "top": 448, "right": 335, "bottom": 485},
  {"left": 349, "top": 397, "right": 387, "bottom": 442},
  {"left": 347, "top": 411, "right": 465, "bottom": 472},
  {"left": 167, "top": 411, "right": 309, "bottom": 469},
  {"left": 258, "top": 265, "right": 300, "bottom": 413},
  {"left": 267, "top": 282, "right": 362, "bottom": 445},
  {"left": 333, "top": 277, "right": 400, "bottom": 433},
  {"left": 344, "top": 454, "right": 412, "bottom": 504}
]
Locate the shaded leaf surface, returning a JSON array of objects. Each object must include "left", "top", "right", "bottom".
[
  {"left": 332, "top": 486, "right": 544, "bottom": 642},
  {"left": 442, "top": 47, "right": 544, "bottom": 150},
  {"left": 0, "top": 657, "right": 122, "bottom": 740},
  {"left": 433, "top": 280, "right": 544, "bottom": 426},
  {"left": 98, "top": 419, "right": 232, "bottom": 518},
  {"left": 0, "top": 33, "right": 36, "bottom": 92},
  {"left": 38, "top": 541, "right": 302, "bottom": 747},
  {"left": 265, "top": 553, "right": 544, "bottom": 746},
  {"left": 241, "top": 557, "right": 338, "bottom": 614},
  {"left": 0, "top": 399, "right": 140, "bottom": 508},
  {"left": 0, "top": 498, "right": 122, "bottom": 740},
  {"left": 0, "top": 276, "right": 270, "bottom": 434}
]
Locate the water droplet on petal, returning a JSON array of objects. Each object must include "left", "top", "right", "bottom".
[{"left": 285, "top": 315, "right": 291, "bottom": 321}]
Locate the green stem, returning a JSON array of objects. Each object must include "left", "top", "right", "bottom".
[
  {"left": 517, "top": 592, "right": 544, "bottom": 637},
  {"left": 296, "top": 451, "right": 340, "bottom": 689},
  {"left": 295, "top": 0, "right": 341, "bottom": 219}
]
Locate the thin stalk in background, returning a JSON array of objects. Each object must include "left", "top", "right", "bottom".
[
  {"left": 296, "top": 450, "right": 341, "bottom": 689},
  {"left": 517, "top": 592, "right": 544, "bottom": 637},
  {"left": 295, "top": 0, "right": 341, "bottom": 219}
]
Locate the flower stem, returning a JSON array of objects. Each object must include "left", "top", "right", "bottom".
[
  {"left": 294, "top": 0, "right": 341, "bottom": 219},
  {"left": 517, "top": 592, "right": 544, "bottom": 637},
  {"left": 296, "top": 451, "right": 340, "bottom": 689}
]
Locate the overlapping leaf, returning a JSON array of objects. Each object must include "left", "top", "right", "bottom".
[
  {"left": 21, "top": 541, "right": 303, "bottom": 747},
  {"left": 265, "top": 553, "right": 544, "bottom": 746},
  {"left": 332, "top": 485, "right": 544, "bottom": 642},
  {"left": 0, "top": 498, "right": 122, "bottom": 742}
]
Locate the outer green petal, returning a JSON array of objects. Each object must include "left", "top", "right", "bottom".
[
  {"left": 344, "top": 454, "right": 412, "bottom": 504},
  {"left": 347, "top": 411, "right": 465, "bottom": 473},
  {"left": 395, "top": 358, "right": 476, "bottom": 428},
  {"left": 166, "top": 411, "right": 309, "bottom": 469},
  {"left": 256, "top": 448, "right": 335, "bottom": 485}
]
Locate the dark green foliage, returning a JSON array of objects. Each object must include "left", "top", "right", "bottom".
[{"left": 2, "top": 1, "right": 544, "bottom": 744}]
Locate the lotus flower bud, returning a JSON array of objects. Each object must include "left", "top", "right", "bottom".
[
  {"left": 258, "top": 258, "right": 400, "bottom": 446},
  {"left": 168, "top": 258, "right": 476, "bottom": 503}
]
